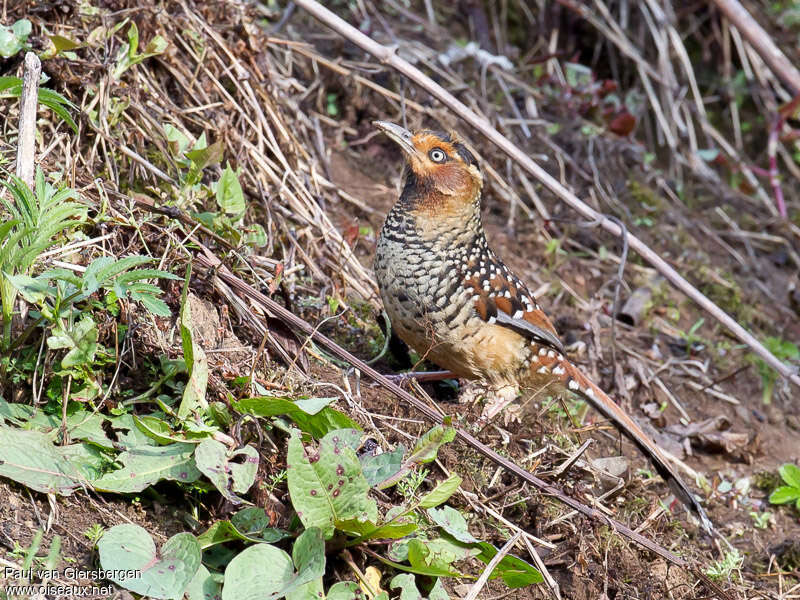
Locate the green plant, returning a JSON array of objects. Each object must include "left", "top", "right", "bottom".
[
  {"left": 751, "top": 337, "right": 800, "bottom": 403},
  {"left": 0, "top": 19, "right": 31, "bottom": 58},
  {"left": 83, "top": 523, "right": 106, "bottom": 545},
  {"left": 769, "top": 463, "right": 800, "bottom": 511},
  {"left": 748, "top": 511, "right": 771, "bottom": 529},
  {"left": 0, "top": 169, "right": 86, "bottom": 353},
  {"left": 704, "top": 549, "right": 743, "bottom": 581},
  {"left": 396, "top": 467, "right": 429, "bottom": 499},
  {"left": 112, "top": 22, "right": 167, "bottom": 80},
  {"left": 0, "top": 77, "right": 78, "bottom": 132},
  {"left": 679, "top": 317, "right": 706, "bottom": 351}
]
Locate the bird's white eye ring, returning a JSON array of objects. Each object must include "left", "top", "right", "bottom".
[{"left": 429, "top": 148, "right": 446, "bottom": 163}]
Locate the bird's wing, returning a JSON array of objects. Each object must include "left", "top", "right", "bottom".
[{"left": 463, "top": 256, "right": 565, "bottom": 355}]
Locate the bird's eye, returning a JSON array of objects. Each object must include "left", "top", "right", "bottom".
[{"left": 428, "top": 148, "right": 447, "bottom": 163}]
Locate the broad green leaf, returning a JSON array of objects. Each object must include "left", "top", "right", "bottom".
[
  {"left": 360, "top": 445, "right": 405, "bottom": 488},
  {"left": 186, "top": 139, "right": 224, "bottom": 171},
  {"left": 0, "top": 397, "right": 36, "bottom": 425},
  {"left": 408, "top": 537, "right": 476, "bottom": 574},
  {"left": 216, "top": 164, "right": 245, "bottom": 215},
  {"left": 326, "top": 582, "right": 361, "bottom": 600},
  {"left": 26, "top": 409, "right": 112, "bottom": 448},
  {"left": 194, "top": 440, "right": 258, "bottom": 504},
  {"left": 51, "top": 316, "right": 97, "bottom": 368},
  {"left": 287, "top": 429, "right": 377, "bottom": 538},
  {"left": 427, "top": 506, "right": 477, "bottom": 543},
  {"left": 474, "top": 542, "right": 543, "bottom": 587},
  {"left": 221, "top": 544, "right": 293, "bottom": 600},
  {"left": 372, "top": 544, "right": 463, "bottom": 578},
  {"left": 390, "top": 574, "right": 423, "bottom": 600},
  {"left": 419, "top": 474, "right": 462, "bottom": 509},
  {"left": 98, "top": 524, "right": 201, "bottom": 599},
  {"left": 6, "top": 273, "right": 52, "bottom": 304},
  {"left": 770, "top": 486, "right": 800, "bottom": 504},
  {"left": 196, "top": 518, "right": 287, "bottom": 549},
  {"left": 407, "top": 426, "right": 456, "bottom": 464},
  {"left": 428, "top": 578, "right": 449, "bottom": 600},
  {"left": 0, "top": 19, "right": 31, "bottom": 57},
  {"left": 283, "top": 528, "right": 326, "bottom": 597},
  {"left": 93, "top": 442, "right": 201, "bottom": 493},
  {"left": 184, "top": 565, "right": 221, "bottom": 600},
  {"left": 335, "top": 517, "right": 417, "bottom": 540},
  {"left": 0, "top": 427, "right": 83, "bottom": 494},
  {"left": 779, "top": 463, "right": 800, "bottom": 489},
  {"left": 234, "top": 396, "right": 360, "bottom": 438},
  {"left": 390, "top": 574, "right": 449, "bottom": 600},
  {"left": 49, "top": 34, "right": 81, "bottom": 53},
  {"left": 57, "top": 443, "right": 110, "bottom": 482},
  {"left": 133, "top": 415, "right": 188, "bottom": 445},
  {"left": 178, "top": 280, "right": 209, "bottom": 418},
  {"left": 109, "top": 413, "right": 159, "bottom": 449}
]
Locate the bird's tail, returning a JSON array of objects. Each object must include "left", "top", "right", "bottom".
[{"left": 528, "top": 347, "right": 712, "bottom": 533}]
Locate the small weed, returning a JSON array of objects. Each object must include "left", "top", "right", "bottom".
[
  {"left": 397, "top": 467, "right": 429, "bottom": 500},
  {"left": 750, "top": 337, "right": 800, "bottom": 403},
  {"left": 748, "top": 511, "right": 771, "bottom": 529},
  {"left": 768, "top": 463, "right": 800, "bottom": 511},
  {"left": 704, "top": 549, "right": 743, "bottom": 581},
  {"left": 83, "top": 523, "right": 106, "bottom": 545}
]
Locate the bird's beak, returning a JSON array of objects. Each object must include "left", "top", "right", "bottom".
[{"left": 373, "top": 121, "right": 417, "bottom": 156}]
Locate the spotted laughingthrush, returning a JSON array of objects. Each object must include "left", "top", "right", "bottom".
[{"left": 373, "top": 120, "right": 711, "bottom": 530}]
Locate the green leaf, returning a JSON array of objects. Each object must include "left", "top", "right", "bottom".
[
  {"left": 326, "top": 582, "right": 361, "bottom": 600},
  {"left": 112, "top": 22, "right": 167, "bottom": 79},
  {"left": 769, "top": 486, "right": 800, "bottom": 505},
  {"left": 390, "top": 573, "right": 450, "bottom": 600},
  {"left": 390, "top": 573, "right": 424, "bottom": 600},
  {"left": 286, "top": 428, "right": 377, "bottom": 539},
  {"left": 184, "top": 565, "right": 222, "bottom": 600},
  {"left": 779, "top": 463, "right": 800, "bottom": 489},
  {"left": 49, "top": 34, "right": 81, "bottom": 53},
  {"left": 178, "top": 276, "right": 209, "bottom": 419},
  {"left": 379, "top": 540, "right": 464, "bottom": 578},
  {"left": 0, "top": 427, "right": 83, "bottom": 494},
  {"left": 408, "top": 537, "right": 476, "bottom": 574},
  {"left": 407, "top": 426, "right": 456, "bottom": 464},
  {"left": 419, "top": 474, "right": 462, "bottom": 509},
  {"left": 194, "top": 440, "right": 259, "bottom": 504},
  {"left": 221, "top": 544, "right": 293, "bottom": 600},
  {"left": 474, "top": 542, "right": 543, "bottom": 587},
  {"left": 50, "top": 316, "right": 97, "bottom": 369},
  {"left": 186, "top": 139, "right": 224, "bottom": 171},
  {"left": 196, "top": 515, "right": 287, "bottom": 549},
  {"left": 0, "top": 19, "right": 31, "bottom": 57},
  {"left": 92, "top": 442, "right": 201, "bottom": 493},
  {"left": 98, "top": 524, "right": 201, "bottom": 599},
  {"left": 234, "top": 396, "right": 360, "bottom": 438},
  {"left": 335, "top": 517, "right": 417, "bottom": 540},
  {"left": 6, "top": 273, "right": 52, "bottom": 304},
  {"left": 216, "top": 164, "right": 245, "bottom": 215},
  {"left": 360, "top": 445, "right": 405, "bottom": 488}
]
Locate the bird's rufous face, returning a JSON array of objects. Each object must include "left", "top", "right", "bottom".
[{"left": 374, "top": 121, "right": 482, "bottom": 200}]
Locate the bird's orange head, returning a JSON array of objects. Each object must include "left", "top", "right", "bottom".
[{"left": 374, "top": 121, "right": 482, "bottom": 213}]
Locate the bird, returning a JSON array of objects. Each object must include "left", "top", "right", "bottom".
[{"left": 372, "top": 120, "right": 711, "bottom": 532}]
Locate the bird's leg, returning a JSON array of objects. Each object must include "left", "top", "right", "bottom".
[
  {"left": 383, "top": 370, "right": 455, "bottom": 387},
  {"left": 477, "top": 384, "right": 520, "bottom": 428}
]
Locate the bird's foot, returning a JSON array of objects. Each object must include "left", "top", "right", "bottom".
[
  {"left": 382, "top": 370, "right": 455, "bottom": 388},
  {"left": 475, "top": 384, "right": 521, "bottom": 430}
]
